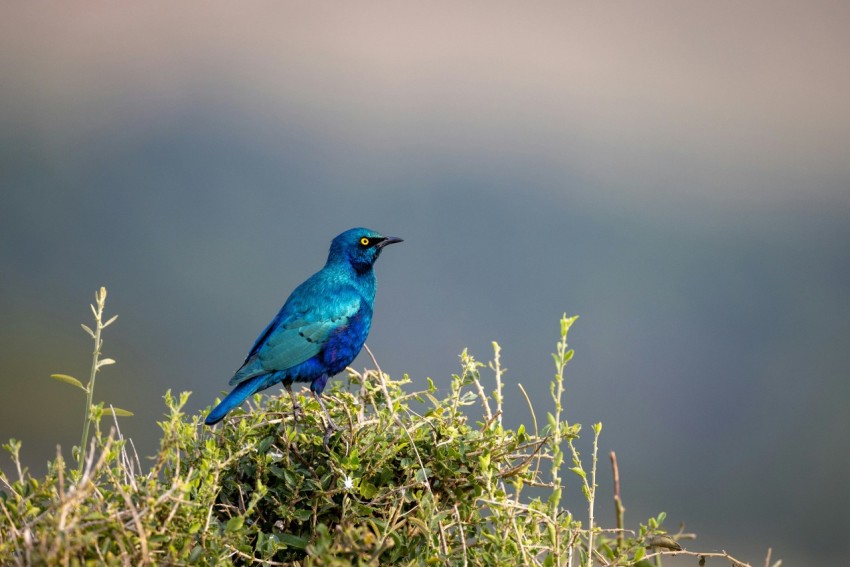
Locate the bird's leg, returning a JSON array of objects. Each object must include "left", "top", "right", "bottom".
[
  {"left": 313, "top": 391, "right": 339, "bottom": 430},
  {"left": 313, "top": 391, "right": 340, "bottom": 449},
  {"left": 285, "top": 382, "right": 303, "bottom": 420}
]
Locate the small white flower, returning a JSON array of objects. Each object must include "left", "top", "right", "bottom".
[{"left": 343, "top": 474, "right": 354, "bottom": 491}]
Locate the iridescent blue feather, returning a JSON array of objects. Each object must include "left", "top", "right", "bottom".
[{"left": 204, "top": 228, "right": 401, "bottom": 426}]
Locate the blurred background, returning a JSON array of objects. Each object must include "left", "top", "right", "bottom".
[{"left": 1, "top": 2, "right": 848, "bottom": 563}]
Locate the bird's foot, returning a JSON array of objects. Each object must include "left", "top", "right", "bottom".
[
  {"left": 286, "top": 386, "right": 304, "bottom": 421},
  {"left": 313, "top": 389, "right": 341, "bottom": 449},
  {"left": 322, "top": 418, "right": 341, "bottom": 450}
]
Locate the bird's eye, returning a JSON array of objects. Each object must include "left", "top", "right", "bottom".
[{"left": 360, "top": 237, "right": 370, "bottom": 246}]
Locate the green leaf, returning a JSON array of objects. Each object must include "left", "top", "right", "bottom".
[
  {"left": 548, "top": 487, "right": 562, "bottom": 507},
  {"left": 107, "top": 407, "right": 134, "bottom": 417},
  {"left": 226, "top": 516, "right": 244, "bottom": 532},
  {"left": 633, "top": 546, "right": 645, "bottom": 561},
  {"left": 414, "top": 467, "right": 431, "bottom": 483},
  {"left": 359, "top": 481, "right": 378, "bottom": 499},
  {"left": 49, "top": 374, "right": 87, "bottom": 392},
  {"left": 257, "top": 435, "right": 274, "bottom": 453},
  {"left": 479, "top": 453, "right": 490, "bottom": 471},
  {"left": 279, "top": 533, "right": 308, "bottom": 549},
  {"left": 188, "top": 545, "right": 203, "bottom": 564}
]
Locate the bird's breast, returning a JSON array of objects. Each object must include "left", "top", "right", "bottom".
[{"left": 321, "top": 302, "right": 373, "bottom": 375}]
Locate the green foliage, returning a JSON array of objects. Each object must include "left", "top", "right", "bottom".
[
  {"left": 0, "top": 293, "right": 762, "bottom": 566},
  {"left": 47, "top": 286, "right": 132, "bottom": 475}
]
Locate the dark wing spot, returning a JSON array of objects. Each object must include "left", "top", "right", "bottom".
[{"left": 298, "top": 330, "right": 315, "bottom": 343}]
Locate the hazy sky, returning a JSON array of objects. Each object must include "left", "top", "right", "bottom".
[
  {"left": 4, "top": 2, "right": 849, "bottom": 210},
  {"left": 2, "top": 3, "right": 849, "bottom": 564}
]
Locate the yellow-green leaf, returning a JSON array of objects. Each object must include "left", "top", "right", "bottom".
[
  {"left": 49, "top": 374, "right": 87, "bottom": 392},
  {"left": 359, "top": 481, "right": 378, "bottom": 499},
  {"left": 107, "top": 407, "right": 134, "bottom": 417},
  {"left": 225, "top": 516, "right": 244, "bottom": 532}
]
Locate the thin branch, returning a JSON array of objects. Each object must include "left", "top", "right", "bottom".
[
  {"left": 453, "top": 504, "right": 469, "bottom": 567},
  {"left": 643, "top": 548, "right": 752, "bottom": 567},
  {"left": 610, "top": 451, "right": 625, "bottom": 551}
]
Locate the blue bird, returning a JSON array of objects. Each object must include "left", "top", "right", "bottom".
[{"left": 204, "top": 228, "right": 402, "bottom": 434}]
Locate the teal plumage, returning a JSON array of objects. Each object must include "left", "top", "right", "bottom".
[{"left": 205, "top": 228, "right": 402, "bottom": 428}]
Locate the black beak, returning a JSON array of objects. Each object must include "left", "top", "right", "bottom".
[{"left": 377, "top": 236, "right": 404, "bottom": 249}]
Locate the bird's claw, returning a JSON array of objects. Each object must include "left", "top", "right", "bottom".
[
  {"left": 286, "top": 387, "right": 304, "bottom": 421},
  {"left": 322, "top": 419, "right": 341, "bottom": 450},
  {"left": 322, "top": 424, "right": 338, "bottom": 450}
]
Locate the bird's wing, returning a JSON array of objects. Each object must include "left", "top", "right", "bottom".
[
  {"left": 245, "top": 315, "right": 282, "bottom": 360},
  {"left": 229, "top": 294, "right": 361, "bottom": 386}
]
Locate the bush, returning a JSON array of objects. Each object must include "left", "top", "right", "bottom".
[{"left": 0, "top": 289, "right": 765, "bottom": 566}]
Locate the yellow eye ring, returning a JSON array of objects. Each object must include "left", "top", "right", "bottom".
[{"left": 360, "top": 237, "right": 370, "bottom": 246}]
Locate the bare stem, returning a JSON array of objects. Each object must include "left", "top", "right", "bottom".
[
  {"left": 490, "top": 342, "right": 504, "bottom": 427},
  {"left": 642, "top": 548, "right": 753, "bottom": 567},
  {"left": 611, "top": 451, "right": 625, "bottom": 552}
]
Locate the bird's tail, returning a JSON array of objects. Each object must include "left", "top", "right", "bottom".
[{"left": 204, "top": 378, "right": 265, "bottom": 425}]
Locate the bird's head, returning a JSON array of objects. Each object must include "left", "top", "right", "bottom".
[{"left": 328, "top": 228, "right": 403, "bottom": 272}]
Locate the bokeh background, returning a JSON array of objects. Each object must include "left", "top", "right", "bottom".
[{"left": 2, "top": 2, "right": 849, "bottom": 563}]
